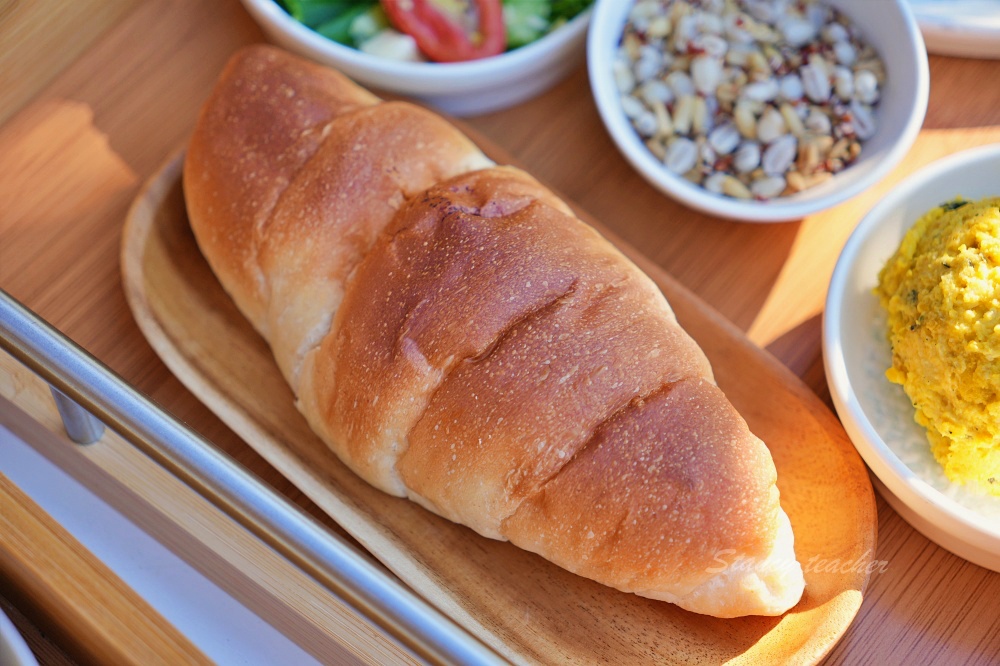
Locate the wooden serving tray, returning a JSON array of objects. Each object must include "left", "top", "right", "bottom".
[{"left": 121, "top": 151, "right": 876, "bottom": 665}]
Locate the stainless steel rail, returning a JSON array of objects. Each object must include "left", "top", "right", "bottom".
[{"left": 0, "top": 288, "right": 507, "bottom": 666}]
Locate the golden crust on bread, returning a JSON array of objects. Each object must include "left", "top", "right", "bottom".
[
  {"left": 185, "top": 44, "right": 805, "bottom": 618},
  {"left": 185, "top": 45, "right": 379, "bottom": 331}
]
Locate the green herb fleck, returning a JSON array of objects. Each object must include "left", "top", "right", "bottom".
[{"left": 939, "top": 199, "right": 968, "bottom": 212}]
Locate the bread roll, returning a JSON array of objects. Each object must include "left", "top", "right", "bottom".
[{"left": 184, "top": 45, "right": 805, "bottom": 618}]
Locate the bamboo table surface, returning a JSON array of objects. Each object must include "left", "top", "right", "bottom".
[{"left": 2, "top": 1, "right": 1000, "bottom": 664}]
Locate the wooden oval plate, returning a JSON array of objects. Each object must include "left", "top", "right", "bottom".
[{"left": 122, "top": 151, "right": 876, "bottom": 665}]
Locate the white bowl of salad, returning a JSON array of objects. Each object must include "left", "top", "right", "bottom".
[{"left": 240, "top": 0, "right": 593, "bottom": 116}]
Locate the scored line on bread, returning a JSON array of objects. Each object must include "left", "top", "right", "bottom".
[{"left": 184, "top": 44, "right": 805, "bottom": 618}]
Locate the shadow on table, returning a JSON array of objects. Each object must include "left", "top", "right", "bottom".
[{"left": 763, "top": 313, "right": 832, "bottom": 408}]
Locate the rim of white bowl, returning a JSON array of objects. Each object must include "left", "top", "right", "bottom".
[
  {"left": 586, "top": 0, "right": 930, "bottom": 223},
  {"left": 242, "top": 0, "right": 592, "bottom": 87},
  {"left": 0, "top": 608, "right": 37, "bottom": 666},
  {"left": 824, "top": 143, "right": 1000, "bottom": 546}
]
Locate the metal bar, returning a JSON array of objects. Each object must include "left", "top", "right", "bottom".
[
  {"left": 0, "top": 288, "right": 507, "bottom": 666},
  {"left": 49, "top": 386, "right": 105, "bottom": 444}
]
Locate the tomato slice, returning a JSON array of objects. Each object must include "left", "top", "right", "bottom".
[{"left": 380, "top": 0, "right": 506, "bottom": 62}]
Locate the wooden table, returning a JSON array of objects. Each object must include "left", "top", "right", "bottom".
[{"left": 2, "top": 1, "right": 999, "bottom": 663}]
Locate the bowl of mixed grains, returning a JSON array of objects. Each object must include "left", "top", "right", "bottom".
[{"left": 588, "top": 0, "right": 929, "bottom": 222}]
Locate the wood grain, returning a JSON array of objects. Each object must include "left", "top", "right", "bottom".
[
  {"left": 0, "top": 351, "right": 415, "bottom": 666},
  {"left": 0, "top": 0, "right": 139, "bottom": 125},
  {"left": 0, "top": 592, "right": 75, "bottom": 666},
  {"left": 0, "top": 469, "right": 208, "bottom": 665},
  {"left": 120, "top": 149, "right": 875, "bottom": 665},
  {"left": 2, "top": 0, "right": 1000, "bottom": 662}
]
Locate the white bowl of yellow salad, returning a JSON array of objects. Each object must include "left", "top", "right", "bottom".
[
  {"left": 240, "top": 0, "right": 593, "bottom": 116},
  {"left": 824, "top": 144, "right": 1000, "bottom": 572}
]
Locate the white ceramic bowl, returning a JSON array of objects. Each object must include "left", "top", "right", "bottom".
[
  {"left": 824, "top": 144, "right": 1000, "bottom": 572},
  {"left": 587, "top": 0, "right": 929, "bottom": 223},
  {"left": 0, "top": 608, "right": 37, "bottom": 666},
  {"left": 908, "top": 0, "right": 1000, "bottom": 59},
  {"left": 240, "top": 0, "right": 591, "bottom": 116}
]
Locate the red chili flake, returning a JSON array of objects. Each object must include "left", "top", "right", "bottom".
[{"left": 714, "top": 155, "right": 735, "bottom": 171}]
